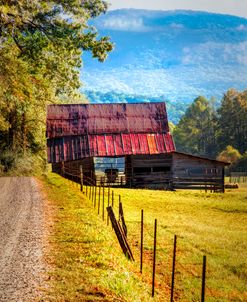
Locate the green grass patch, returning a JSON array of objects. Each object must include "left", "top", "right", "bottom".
[
  {"left": 110, "top": 185, "right": 247, "bottom": 302},
  {"left": 40, "top": 173, "right": 154, "bottom": 302}
]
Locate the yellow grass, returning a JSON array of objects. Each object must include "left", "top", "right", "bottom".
[{"left": 41, "top": 172, "right": 247, "bottom": 301}]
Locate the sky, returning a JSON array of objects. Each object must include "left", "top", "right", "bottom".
[{"left": 108, "top": 0, "right": 247, "bottom": 18}]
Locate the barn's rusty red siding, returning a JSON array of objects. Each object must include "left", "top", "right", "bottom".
[{"left": 46, "top": 103, "right": 175, "bottom": 163}]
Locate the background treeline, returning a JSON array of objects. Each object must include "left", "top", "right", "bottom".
[
  {"left": 173, "top": 89, "right": 247, "bottom": 171},
  {"left": 0, "top": 0, "right": 113, "bottom": 174}
]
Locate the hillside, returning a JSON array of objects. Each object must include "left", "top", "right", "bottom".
[{"left": 82, "top": 9, "right": 247, "bottom": 120}]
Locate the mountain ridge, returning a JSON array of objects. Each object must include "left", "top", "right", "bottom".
[{"left": 81, "top": 9, "right": 247, "bottom": 120}]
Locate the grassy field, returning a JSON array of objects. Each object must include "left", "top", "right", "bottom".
[
  {"left": 41, "top": 173, "right": 247, "bottom": 301},
  {"left": 111, "top": 184, "right": 247, "bottom": 302},
  {"left": 40, "top": 173, "right": 153, "bottom": 302}
]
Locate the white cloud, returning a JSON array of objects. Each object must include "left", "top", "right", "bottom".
[
  {"left": 236, "top": 24, "right": 247, "bottom": 31},
  {"left": 101, "top": 17, "right": 149, "bottom": 31},
  {"left": 182, "top": 41, "right": 247, "bottom": 66},
  {"left": 170, "top": 23, "right": 184, "bottom": 29}
]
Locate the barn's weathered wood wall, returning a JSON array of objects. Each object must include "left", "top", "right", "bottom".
[
  {"left": 125, "top": 154, "right": 172, "bottom": 188},
  {"left": 125, "top": 152, "right": 225, "bottom": 191},
  {"left": 171, "top": 153, "right": 225, "bottom": 192}
]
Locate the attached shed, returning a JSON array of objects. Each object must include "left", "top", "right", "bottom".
[
  {"left": 125, "top": 152, "right": 228, "bottom": 191},
  {"left": 46, "top": 102, "right": 229, "bottom": 192}
]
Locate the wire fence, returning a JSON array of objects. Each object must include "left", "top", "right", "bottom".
[
  {"left": 57, "top": 166, "right": 227, "bottom": 301},
  {"left": 229, "top": 172, "right": 247, "bottom": 183}
]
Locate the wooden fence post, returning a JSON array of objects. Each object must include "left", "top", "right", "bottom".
[
  {"left": 94, "top": 185, "right": 97, "bottom": 208},
  {"left": 107, "top": 206, "right": 134, "bottom": 261},
  {"left": 80, "top": 165, "right": 83, "bottom": 192},
  {"left": 107, "top": 185, "right": 110, "bottom": 225},
  {"left": 98, "top": 185, "right": 101, "bottom": 214},
  {"left": 119, "top": 201, "right": 127, "bottom": 237},
  {"left": 222, "top": 167, "right": 225, "bottom": 193},
  {"left": 92, "top": 183, "right": 94, "bottom": 204},
  {"left": 118, "top": 195, "right": 121, "bottom": 221},
  {"left": 152, "top": 219, "right": 157, "bottom": 297},
  {"left": 102, "top": 183, "right": 105, "bottom": 221},
  {"left": 170, "top": 235, "right": 177, "bottom": 302},
  {"left": 140, "top": 209, "right": 144, "bottom": 273},
  {"left": 201, "top": 255, "right": 206, "bottom": 302}
]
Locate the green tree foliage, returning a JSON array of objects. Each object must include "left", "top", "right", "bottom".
[
  {"left": 173, "top": 96, "right": 217, "bottom": 157},
  {"left": 173, "top": 89, "right": 247, "bottom": 161},
  {"left": 216, "top": 145, "right": 242, "bottom": 164},
  {"left": 231, "top": 152, "right": 247, "bottom": 172},
  {"left": 0, "top": 0, "right": 113, "bottom": 172},
  {"left": 217, "top": 89, "right": 247, "bottom": 154}
]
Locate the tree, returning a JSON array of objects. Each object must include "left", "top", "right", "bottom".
[
  {"left": 216, "top": 145, "right": 241, "bottom": 164},
  {"left": 173, "top": 96, "right": 217, "bottom": 157},
  {"left": 231, "top": 152, "right": 247, "bottom": 171},
  {"left": 0, "top": 1, "right": 113, "bottom": 171},
  {"left": 217, "top": 89, "right": 247, "bottom": 154}
]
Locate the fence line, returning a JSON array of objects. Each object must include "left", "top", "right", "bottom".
[
  {"left": 57, "top": 166, "right": 210, "bottom": 301},
  {"left": 230, "top": 172, "right": 247, "bottom": 183}
]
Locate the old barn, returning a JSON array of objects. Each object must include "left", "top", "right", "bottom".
[{"left": 46, "top": 103, "right": 228, "bottom": 192}]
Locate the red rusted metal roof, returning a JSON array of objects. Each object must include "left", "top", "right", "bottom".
[
  {"left": 47, "top": 133, "right": 175, "bottom": 163},
  {"left": 46, "top": 103, "right": 175, "bottom": 163},
  {"left": 47, "top": 103, "right": 169, "bottom": 138}
]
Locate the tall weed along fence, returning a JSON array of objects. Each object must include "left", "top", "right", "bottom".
[{"left": 61, "top": 165, "right": 209, "bottom": 301}]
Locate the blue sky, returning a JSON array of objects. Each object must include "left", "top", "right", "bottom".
[{"left": 108, "top": 0, "right": 247, "bottom": 18}]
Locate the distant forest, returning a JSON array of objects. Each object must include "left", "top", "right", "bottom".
[{"left": 173, "top": 89, "right": 247, "bottom": 171}]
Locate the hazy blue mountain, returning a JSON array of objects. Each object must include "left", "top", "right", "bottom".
[{"left": 81, "top": 9, "right": 247, "bottom": 121}]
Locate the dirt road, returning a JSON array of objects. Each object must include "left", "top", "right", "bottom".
[{"left": 0, "top": 177, "right": 45, "bottom": 302}]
